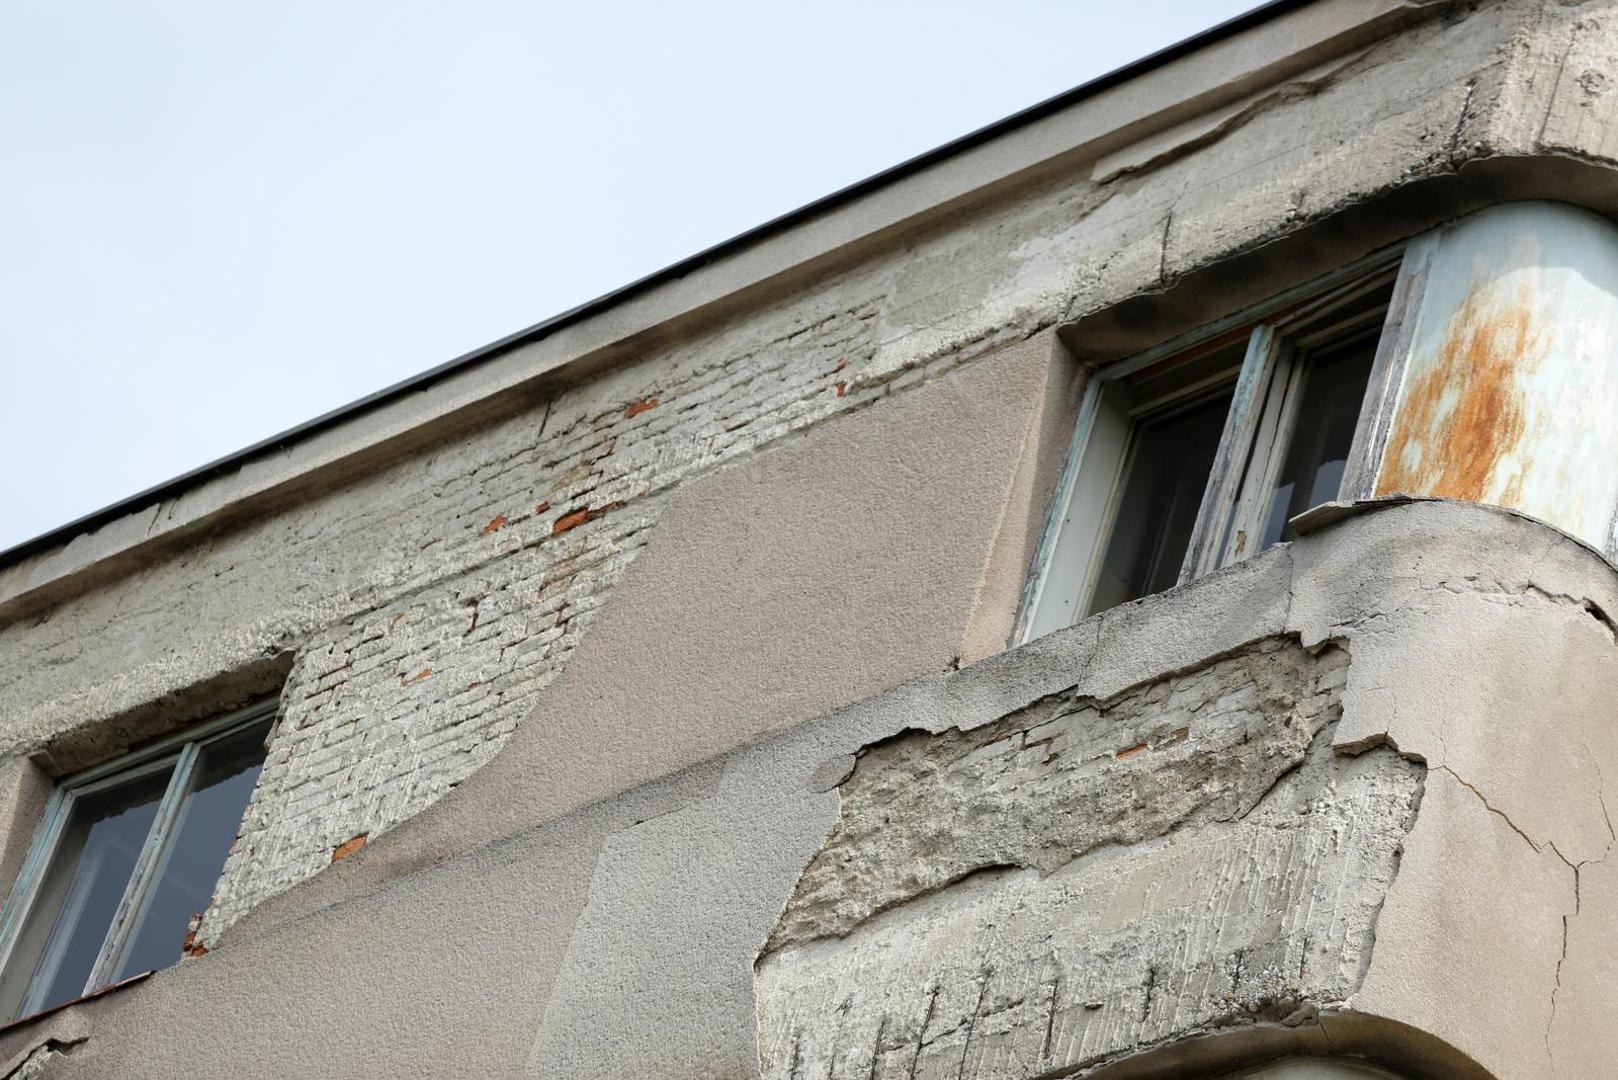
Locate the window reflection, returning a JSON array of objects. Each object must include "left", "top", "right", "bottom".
[
  {"left": 14, "top": 767, "right": 172, "bottom": 1014},
  {"left": 1086, "top": 390, "right": 1233, "bottom": 616},
  {"left": 1257, "top": 330, "right": 1379, "bottom": 549}
]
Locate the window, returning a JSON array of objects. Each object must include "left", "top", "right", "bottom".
[
  {"left": 1021, "top": 259, "right": 1399, "bottom": 640},
  {"left": 0, "top": 701, "right": 272, "bottom": 1019}
]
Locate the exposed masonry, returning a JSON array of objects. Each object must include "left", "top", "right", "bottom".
[
  {"left": 205, "top": 297, "right": 946, "bottom": 939},
  {"left": 756, "top": 639, "right": 1426, "bottom": 1079},
  {"left": 0, "top": 0, "right": 1585, "bottom": 944}
]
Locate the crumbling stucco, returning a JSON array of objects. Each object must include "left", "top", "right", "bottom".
[
  {"left": 770, "top": 639, "right": 1355, "bottom": 946},
  {"left": 1, "top": 0, "right": 1616, "bottom": 950},
  {"left": 3, "top": 0, "right": 1618, "bottom": 1075},
  {"left": 756, "top": 640, "right": 1425, "bottom": 1079},
  {"left": 0, "top": 501, "right": 1597, "bottom": 1079},
  {"left": 0, "top": 1038, "right": 83, "bottom": 1080}
]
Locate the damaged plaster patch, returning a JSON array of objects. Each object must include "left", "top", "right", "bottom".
[
  {"left": 2, "top": 1039, "right": 85, "bottom": 1080},
  {"left": 770, "top": 638, "right": 1349, "bottom": 949},
  {"left": 757, "top": 637, "right": 1425, "bottom": 1079}
]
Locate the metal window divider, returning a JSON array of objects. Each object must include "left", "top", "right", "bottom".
[
  {"left": 1010, "top": 373, "right": 1104, "bottom": 646},
  {"left": 1011, "top": 246, "right": 1412, "bottom": 642},
  {"left": 1221, "top": 339, "right": 1309, "bottom": 566},
  {"left": 1179, "top": 322, "right": 1281, "bottom": 583},
  {"left": 0, "top": 787, "right": 74, "bottom": 1004},
  {"left": 1186, "top": 262, "right": 1410, "bottom": 580},
  {"left": 1341, "top": 236, "right": 1434, "bottom": 501}
]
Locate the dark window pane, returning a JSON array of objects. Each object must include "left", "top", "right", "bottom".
[
  {"left": 1086, "top": 391, "right": 1233, "bottom": 616},
  {"left": 13, "top": 765, "right": 173, "bottom": 1015},
  {"left": 1257, "top": 332, "right": 1378, "bottom": 550},
  {"left": 113, "top": 726, "right": 266, "bottom": 982}
]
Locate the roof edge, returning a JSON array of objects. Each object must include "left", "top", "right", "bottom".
[{"left": 0, "top": 0, "right": 1338, "bottom": 569}]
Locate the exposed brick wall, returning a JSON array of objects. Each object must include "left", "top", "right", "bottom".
[
  {"left": 0, "top": 229, "right": 1028, "bottom": 945},
  {"left": 205, "top": 298, "right": 920, "bottom": 937}
]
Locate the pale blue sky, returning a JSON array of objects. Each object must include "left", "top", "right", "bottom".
[{"left": 0, "top": 1, "right": 1257, "bottom": 551}]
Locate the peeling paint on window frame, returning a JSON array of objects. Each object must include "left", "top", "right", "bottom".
[{"left": 1016, "top": 240, "right": 1423, "bottom": 643}]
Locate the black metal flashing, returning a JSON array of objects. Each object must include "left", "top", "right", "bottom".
[{"left": 4, "top": 0, "right": 1302, "bottom": 566}]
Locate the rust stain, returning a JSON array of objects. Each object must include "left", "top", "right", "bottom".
[
  {"left": 834, "top": 381, "right": 847, "bottom": 397},
  {"left": 535, "top": 500, "right": 551, "bottom": 514},
  {"left": 332, "top": 833, "right": 369, "bottom": 862},
  {"left": 480, "top": 514, "right": 509, "bottom": 535},
  {"left": 1115, "top": 741, "right": 1149, "bottom": 760},
  {"left": 1378, "top": 286, "right": 1543, "bottom": 504},
  {"left": 624, "top": 398, "right": 659, "bottom": 419},
  {"left": 402, "top": 667, "right": 433, "bottom": 685},
  {"left": 552, "top": 508, "right": 589, "bottom": 534},
  {"left": 181, "top": 913, "right": 208, "bottom": 958},
  {"left": 552, "top": 500, "right": 628, "bottom": 535}
]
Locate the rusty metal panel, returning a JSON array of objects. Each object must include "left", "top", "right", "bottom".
[{"left": 1376, "top": 202, "right": 1618, "bottom": 554}]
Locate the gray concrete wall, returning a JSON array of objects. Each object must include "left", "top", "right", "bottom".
[{"left": 0, "top": 501, "right": 1612, "bottom": 1079}]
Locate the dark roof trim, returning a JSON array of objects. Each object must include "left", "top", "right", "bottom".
[{"left": 5, "top": 0, "right": 1300, "bottom": 566}]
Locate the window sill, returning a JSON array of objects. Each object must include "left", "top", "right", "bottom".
[{"left": 0, "top": 970, "right": 152, "bottom": 1037}]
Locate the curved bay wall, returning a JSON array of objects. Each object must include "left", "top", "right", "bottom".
[{"left": 1377, "top": 201, "right": 1618, "bottom": 558}]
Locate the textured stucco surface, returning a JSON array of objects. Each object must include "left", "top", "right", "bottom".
[
  {"left": 3, "top": 0, "right": 1618, "bottom": 1075},
  {"left": 756, "top": 640, "right": 1426, "bottom": 1079},
  {"left": 0, "top": 0, "right": 1617, "bottom": 948},
  {"left": 207, "top": 327, "right": 1084, "bottom": 942},
  {"left": 0, "top": 502, "right": 1607, "bottom": 1079}
]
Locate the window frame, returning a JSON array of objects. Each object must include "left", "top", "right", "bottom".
[
  {"left": 1016, "top": 242, "right": 1422, "bottom": 643},
  {"left": 0, "top": 698, "right": 275, "bottom": 1018}
]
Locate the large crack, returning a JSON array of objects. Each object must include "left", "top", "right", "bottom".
[
  {"left": 1094, "top": 45, "right": 1388, "bottom": 188},
  {"left": 3, "top": 1038, "right": 86, "bottom": 1080},
  {"left": 1291, "top": 562, "right": 1618, "bottom": 1073},
  {"left": 1377, "top": 740, "right": 1611, "bottom": 1071}
]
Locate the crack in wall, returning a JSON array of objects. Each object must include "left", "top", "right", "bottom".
[
  {"left": 1351, "top": 721, "right": 1611, "bottom": 1073},
  {"left": 3, "top": 1038, "right": 86, "bottom": 1080}
]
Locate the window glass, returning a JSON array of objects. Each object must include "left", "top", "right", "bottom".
[
  {"left": 1025, "top": 269, "right": 1397, "bottom": 636},
  {"left": 17, "top": 766, "right": 172, "bottom": 1014},
  {"left": 1086, "top": 390, "right": 1233, "bottom": 616},
  {"left": 113, "top": 727, "right": 265, "bottom": 982},
  {"left": 1256, "top": 329, "right": 1379, "bottom": 549},
  {"left": 0, "top": 706, "right": 272, "bottom": 1020}
]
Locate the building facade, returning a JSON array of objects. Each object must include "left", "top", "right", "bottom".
[{"left": 1, "top": 0, "right": 1616, "bottom": 1075}]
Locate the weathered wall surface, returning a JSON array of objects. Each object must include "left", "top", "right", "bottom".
[
  {"left": 756, "top": 640, "right": 1426, "bottom": 1080},
  {"left": 1372, "top": 201, "right": 1618, "bottom": 559},
  {"left": 2, "top": 0, "right": 1618, "bottom": 1027},
  {"left": 198, "top": 328, "right": 1083, "bottom": 937},
  {"left": 0, "top": 502, "right": 1610, "bottom": 1079}
]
